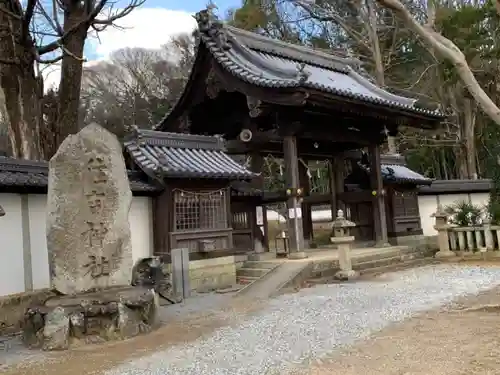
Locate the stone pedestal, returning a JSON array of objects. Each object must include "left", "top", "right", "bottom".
[
  {"left": 432, "top": 205, "right": 456, "bottom": 259},
  {"left": 22, "top": 287, "right": 159, "bottom": 351},
  {"left": 331, "top": 210, "right": 359, "bottom": 281}
]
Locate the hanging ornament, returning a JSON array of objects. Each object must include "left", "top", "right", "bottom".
[{"left": 279, "top": 164, "right": 283, "bottom": 176}]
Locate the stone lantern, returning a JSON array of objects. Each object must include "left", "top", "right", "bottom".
[
  {"left": 432, "top": 204, "right": 455, "bottom": 259},
  {"left": 330, "top": 210, "right": 359, "bottom": 280}
]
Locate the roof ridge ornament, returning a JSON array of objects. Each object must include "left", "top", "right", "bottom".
[
  {"left": 194, "top": 5, "right": 231, "bottom": 51},
  {"left": 296, "top": 63, "right": 311, "bottom": 83}
]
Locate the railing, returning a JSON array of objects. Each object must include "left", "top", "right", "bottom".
[
  {"left": 446, "top": 225, "right": 500, "bottom": 252},
  {"left": 433, "top": 206, "right": 500, "bottom": 258}
]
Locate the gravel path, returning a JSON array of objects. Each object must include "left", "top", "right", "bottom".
[{"left": 105, "top": 264, "right": 500, "bottom": 375}]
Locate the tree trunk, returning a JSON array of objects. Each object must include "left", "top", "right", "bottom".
[
  {"left": 463, "top": 98, "right": 477, "bottom": 179},
  {"left": 367, "top": 0, "right": 397, "bottom": 154},
  {"left": 0, "top": 2, "right": 41, "bottom": 160},
  {"left": 55, "top": 2, "right": 88, "bottom": 151}
]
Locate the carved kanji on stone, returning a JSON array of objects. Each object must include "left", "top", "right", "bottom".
[{"left": 47, "top": 123, "right": 134, "bottom": 295}]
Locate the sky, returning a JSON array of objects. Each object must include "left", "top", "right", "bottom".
[{"left": 43, "top": 0, "right": 241, "bottom": 89}]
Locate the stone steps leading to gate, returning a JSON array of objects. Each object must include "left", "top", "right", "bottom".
[
  {"left": 238, "top": 267, "right": 274, "bottom": 278},
  {"left": 236, "top": 260, "right": 280, "bottom": 285},
  {"left": 306, "top": 257, "right": 439, "bottom": 287}
]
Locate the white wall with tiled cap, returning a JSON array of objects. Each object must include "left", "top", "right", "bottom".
[
  {"left": 0, "top": 193, "right": 154, "bottom": 296},
  {"left": 0, "top": 194, "right": 25, "bottom": 296},
  {"left": 418, "top": 191, "right": 491, "bottom": 237}
]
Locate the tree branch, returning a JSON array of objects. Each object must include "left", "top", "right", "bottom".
[
  {"left": 376, "top": 0, "right": 500, "bottom": 125},
  {"left": 293, "top": 0, "right": 373, "bottom": 54},
  {"left": 21, "top": 0, "right": 36, "bottom": 42},
  {"left": 0, "top": 2, "right": 21, "bottom": 20},
  {"left": 92, "top": 0, "right": 146, "bottom": 26},
  {"left": 37, "top": 0, "right": 107, "bottom": 55}
]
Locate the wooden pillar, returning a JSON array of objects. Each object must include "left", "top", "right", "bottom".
[
  {"left": 152, "top": 188, "right": 171, "bottom": 256},
  {"left": 369, "top": 144, "right": 389, "bottom": 246},
  {"left": 328, "top": 157, "right": 345, "bottom": 220},
  {"left": 298, "top": 159, "right": 313, "bottom": 247},
  {"left": 283, "top": 135, "right": 307, "bottom": 258},
  {"left": 250, "top": 153, "right": 269, "bottom": 252}
]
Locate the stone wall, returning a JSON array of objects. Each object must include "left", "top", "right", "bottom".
[
  {"left": 189, "top": 256, "right": 237, "bottom": 292},
  {"left": 164, "top": 256, "right": 237, "bottom": 293},
  {"left": 0, "top": 289, "right": 56, "bottom": 335}
]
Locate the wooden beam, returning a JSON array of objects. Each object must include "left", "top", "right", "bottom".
[{"left": 225, "top": 140, "right": 364, "bottom": 158}]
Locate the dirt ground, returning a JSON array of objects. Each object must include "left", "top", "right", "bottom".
[{"left": 299, "top": 283, "right": 500, "bottom": 375}]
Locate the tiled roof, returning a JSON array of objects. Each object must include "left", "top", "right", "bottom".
[
  {"left": 0, "top": 157, "right": 160, "bottom": 194},
  {"left": 190, "top": 8, "right": 445, "bottom": 119},
  {"left": 124, "top": 127, "right": 255, "bottom": 180},
  {"left": 380, "top": 164, "right": 432, "bottom": 185},
  {"left": 357, "top": 161, "right": 432, "bottom": 186}
]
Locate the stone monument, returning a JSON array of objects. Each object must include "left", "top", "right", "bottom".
[
  {"left": 22, "top": 123, "right": 159, "bottom": 351},
  {"left": 47, "top": 123, "right": 134, "bottom": 294}
]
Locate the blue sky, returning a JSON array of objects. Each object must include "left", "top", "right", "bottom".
[
  {"left": 84, "top": 0, "right": 241, "bottom": 60},
  {"left": 158, "top": 0, "right": 240, "bottom": 14},
  {"left": 45, "top": 0, "right": 242, "bottom": 88}
]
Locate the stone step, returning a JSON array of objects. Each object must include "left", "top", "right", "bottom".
[
  {"left": 351, "top": 251, "right": 401, "bottom": 265},
  {"left": 353, "top": 255, "right": 406, "bottom": 271},
  {"left": 307, "top": 257, "right": 437, "bottom": 286},
  {"left": 358, "top": 257, "right": 438, "bottom": 277},
  {"left": 236, "top": 276, "right": 260, "bottom": 285},
  {"left": 246, "top": 252, "right": 277, "bottom": 261},
  {"left": 243, "top": 261, "right": 279, "bottom": 270},
  {"left": 237, "top": 267, "right": 271, "bottom": 278}
]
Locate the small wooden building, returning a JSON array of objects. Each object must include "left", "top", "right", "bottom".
[
  {"left": 345, "top": 154, "right": 432, "bottom": 243},
  {"left": 124, "top": 127, "right": 255, "bottom": 258}
]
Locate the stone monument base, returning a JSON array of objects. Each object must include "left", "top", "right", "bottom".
[{"left": 21, "top": 286, "right": 159, "bottom": 351}]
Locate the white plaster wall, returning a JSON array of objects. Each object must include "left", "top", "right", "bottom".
[
  {"left": 470, "top": 192, "right": 489, "bottom": 208},
  {"left": 0, "top": 194, "right": 25, "bottom": 296},
  {"left": 0, "top": 193, "right": 154, "bottom": 298},
  {"left": 417, "top": 195, "right": 438, "bottom": 237},
  {"left": 438, "top": 193, "right": 470, "bottom": 209},
  {"left": 129, "top": 197, "right": 154, "bottom": 264},
  {"left": 28, "top": 195, "right": 50, "bottom": 290},
  {"left": 418, "top": 192, "right": 490, "bottom": 237}
]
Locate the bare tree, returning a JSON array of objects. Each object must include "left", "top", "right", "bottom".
[
  {"left": 0, "top": 0, "right": 144, "bottom": 159},
  {"left": 376, "top": 0, "right": 500, "bottom": 125},
  {"left": 80, "top": 34, "right": 195, "bottom": 137}
]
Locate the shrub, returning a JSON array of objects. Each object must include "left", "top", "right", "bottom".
[{"left": 445, "top": 200, "right": 482, "bottom": 226}]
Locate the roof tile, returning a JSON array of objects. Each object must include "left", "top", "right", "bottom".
[
  {"left": 0, "top": 157, "right": 160, "bottom": 194},
  {"left": 193, "top": 9, "right": 445, "bottom": 119},
  {"left": 124, "top": 128, "right": 254, "bottom": 180}
]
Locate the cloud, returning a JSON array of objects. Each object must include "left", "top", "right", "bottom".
[{"left": 43, "top": 7, "right": 197, "bottom": 91}]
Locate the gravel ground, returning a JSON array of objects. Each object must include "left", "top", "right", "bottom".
[
  {"left": 158, "top": 291, "right": 232, "bottom": 322},
  {"left": 0, "top": 334, "right": 49, "bottom": 371},
  {"left": 105, "top": 264, "right": 500, "bottom": 375}
]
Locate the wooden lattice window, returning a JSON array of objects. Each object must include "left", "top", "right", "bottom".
[
  {"left": 232, "top": 211, "right": 249, "bottom": 230},
  {"left": 393, "top": 191, "right": 418, "bottom": 217},
  {"left": 174, "top": 189, "right": 228, "bottom": 231}
]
